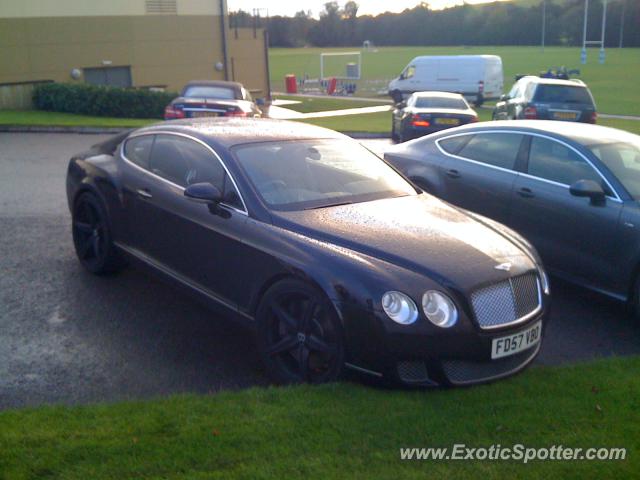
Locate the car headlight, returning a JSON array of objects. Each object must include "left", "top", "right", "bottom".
[
  {"left": 538, "top": 268, "right": 550, "bottom": 295},
  {"left": 422, "top": 290, "right": 458, "bottom": 328},
  {"left": 381, "top": 291, "right": 418, "bottom": 325}
]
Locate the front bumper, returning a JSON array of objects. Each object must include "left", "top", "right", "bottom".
[{"left": 339, "top": 301, "right": 548, "bottom": 387}]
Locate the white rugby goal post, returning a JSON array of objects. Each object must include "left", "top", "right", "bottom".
[{"left": 320, "top": 51, "right": 362, "bottom": 80}]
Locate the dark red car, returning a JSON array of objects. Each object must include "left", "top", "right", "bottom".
[{"left": 164, "top": 80, "right": 262, "bottom": 120}]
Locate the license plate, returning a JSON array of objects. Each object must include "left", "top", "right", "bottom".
[
  {"left": 192, "top": 111, "right": 220, "bottom": 118},
  {"left": 435, "top": 118, "right": 459, "bottom": 125},
  {"left": 491, "top": 321, "right": 541, "bottom": 359},
  {"left": 553, "top": 111, "right": 577, "bottom": 120}
]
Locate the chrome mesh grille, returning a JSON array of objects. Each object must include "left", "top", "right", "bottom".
[
  {"left": 397, "top": 360, "right": 429, "bottom": 383},
  {"left": 442, "top": 344, "right": 540, "bottom": 385},
  {"left": 470, "top": 272, "right": 540, "bottom": 329}
]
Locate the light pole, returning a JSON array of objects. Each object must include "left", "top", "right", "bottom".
[
  {"left": 619, "top": 0, "right": 625, "bottom": 48},
  {"left": 541, "top": 0, "right": 546, "bottom": 53},
  {"left": 599, "top": 0, "right": 607, "bottom": 64},
  {"left": 581, "top": 0, "right": 588, "bottom": 64}
]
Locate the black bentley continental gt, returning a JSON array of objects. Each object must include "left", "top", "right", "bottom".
[{"left": 66, "top": 118, "right": 550, "bottom": 386}]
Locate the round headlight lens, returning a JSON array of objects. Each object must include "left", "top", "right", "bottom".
[
  {"left": 381, "top": 291, "right": 418, "bottom": 325},
  {"left": 422, "top": 290, "right": 458, "bottom": 328}
]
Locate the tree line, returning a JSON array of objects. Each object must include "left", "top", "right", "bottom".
[{"left": 229, "top": 0, "right": 639, "bottom": 48}]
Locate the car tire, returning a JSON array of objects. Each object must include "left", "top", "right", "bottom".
[
  {"left": 391, "top": 120, "right": 399, "bottom": 143},
  {"left": 257, "top": 279, "right": 345, "bottom": 384},
  {"left": 72, "top": 192, "right": 125, "bottom": 275},
  {"left": 628, "top": 276, "right": 640, "bottom": 322}
]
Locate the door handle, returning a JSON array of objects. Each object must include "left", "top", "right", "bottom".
[
  {"left": 137, "top": 188, "right": 153, "bottom": 199},
  {"left": 517, "top": 187, "right": 534, "bottom": 198},
  {"left": 446, "top": 169, "right": 461, "bottom": 179}
]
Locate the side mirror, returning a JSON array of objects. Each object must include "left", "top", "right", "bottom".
[
  {"left": 569, "top": 179, "right": 605, "bottom": 203},
  {"left": 499, "top": 94, "right": 509, "bottom": 101},
  {"left": 184, "top": 182, "right": 222, "bottom": 204}
]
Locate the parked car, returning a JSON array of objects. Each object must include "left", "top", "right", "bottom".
[
  {"left": 391, "top": 92, "right": 478, "bottom": 143},
  {"left": 388, "top": 55, "right": 503, "bottom": 106},
  {"left": 164, "top": 80, "right": 261, "bottom": 120},
  {"left": 385, "top": 120, "right": 640, "bottom": 314},
  {"left": 66, "top": 118, "right": 550, "bottom": 387},
  {"left": 492, "top": 76, "right": 597, "bottom": 123}
]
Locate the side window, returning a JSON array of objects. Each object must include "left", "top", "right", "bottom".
[
  {"left": 457, "top": 133, "right": 524, "bottom": 170},
  {"left": 439, "top": 134, "right": 472, "bottom": 155},
  {"left": 403, "top": 65, "right": 416, "bottom": 80},
  {"left": 508, "top": 81, "right": 521, "bottom": 98},
  {"left": 123, "top": 135, "right": 154, "bottom": 169},
  {"left": 527, "top": 137, "right": 603, "bottom": 187},
  {"left": 149, "top": 135, "right": 224, "bottom": 188}
]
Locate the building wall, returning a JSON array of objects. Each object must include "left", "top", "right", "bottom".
[
  {"left": 0, "top": 0, "right": 269, "bottom": 99},
  {"left": 0, "top": 15, "right": 227, "bottom": 92}
]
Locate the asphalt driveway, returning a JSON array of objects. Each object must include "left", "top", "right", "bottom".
[{"left": 1, "top": 133, "right": 639, "bottom": 409}]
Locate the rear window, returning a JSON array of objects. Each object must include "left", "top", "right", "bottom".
[
  {"left": 533, "top": 85, "right": 593, "bottom": 105},
  {"left": 414, "top": 97, "right": 468, "bottom": 110},
  {"left": 183, "top": 85, "right": 237, "bottom": 99}
]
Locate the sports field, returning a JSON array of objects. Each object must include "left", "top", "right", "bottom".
[{"left": 270, "top": 46, "right": 640, "bottom": 116}]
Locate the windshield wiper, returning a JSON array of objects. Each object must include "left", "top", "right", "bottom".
[{"left": 305, "top": 201, "right": 353, "bottom": 210}]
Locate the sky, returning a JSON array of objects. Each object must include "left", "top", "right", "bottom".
[{"left": 227, "top": 0, "right": 512, "bottom": 18}]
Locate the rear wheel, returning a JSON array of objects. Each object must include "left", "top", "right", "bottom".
[
  {"left": 72, "top": 192, "right": 124, "bottom": 274},
  {"left": 257, "top": 279, "right": 345, "bottom": 384},
  {"left": 391, "top": 119, "right": 399, "bottom": 143}
]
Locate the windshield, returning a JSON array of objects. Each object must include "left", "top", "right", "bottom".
[
  {"left": 233, "top": 139, "right": 416, "bottom": 211},
  {"left": 589, "top": 140, "right": 640, "bottom": 200},
  {"left": 183, "top": 85, "right": 237, "bottom": 99},
  {"left": 533, "top": 85, "right": 593, "bottom": 104},
  {"left": 414, "top": 97, "right": 468, "bottom": 109}
]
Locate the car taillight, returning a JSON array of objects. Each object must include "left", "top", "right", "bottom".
[
  {"left": 478, "top": 81, "right": 484, "bottom": 93},
  {"left": 411, "top": 115, "right": 430, "bottom": 127},
  {"left": 524, "top": 106, "right": 537, "bottom": 119},
  {"left": 470, "top": 115, "right": 479, "bottom": 123},
  {"left": 589, "top": 112, "right": 597, "bottom": 124},
  {"left": 164, "top": 105, "right": 185, "bottom": 120},
  {"left": 225, "top": 109, "right": 248, "bottom": 117}
]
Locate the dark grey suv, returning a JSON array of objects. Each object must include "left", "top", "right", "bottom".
[
  {"left": 385, "top": 121, "right": 640, "bottom": 316},
  {"left": 492, "top": 76, "right": 597, "bottom": 124}
]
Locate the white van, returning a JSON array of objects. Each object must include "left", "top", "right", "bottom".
[{"left": 388, "top": 55, "right": 503, "bottom": 106}]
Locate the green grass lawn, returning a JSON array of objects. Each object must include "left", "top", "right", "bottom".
[
  {"left": 270, "top": 46, "right": 640, "bottom": 116},
  {"left": 0, "top": 109, "right": 156, "bottom": 128},
  {"left": 1, "top": 356, "right": 638, "bottom": 479}
]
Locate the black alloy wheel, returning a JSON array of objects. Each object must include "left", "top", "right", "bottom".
[
  {"left": 258, "top": 280, "right": 345, "bottom": 384},
  {"left": 72, "top": 192, "right": 124, "bottom": 274}
]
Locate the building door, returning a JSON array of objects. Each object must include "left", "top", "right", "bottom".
[{"left": 83, "top": 66, "right": 132, "bottom": 87}]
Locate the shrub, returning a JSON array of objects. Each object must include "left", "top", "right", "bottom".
[{"left": 33, "top": 83, "right": 177, "bottom": 119}]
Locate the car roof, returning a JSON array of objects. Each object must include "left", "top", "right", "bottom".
[
  {"left": 133, "top": 118, "right": 347, "bottom": 149},
  {"left": 520, "top": 76, "right": 587, "bottom": 88},
  {"left": 411, "top": 91, "right": 464, "bottom": 99},
  {"left": 435, "top": 120, "right": 639, "bottom": 146}
]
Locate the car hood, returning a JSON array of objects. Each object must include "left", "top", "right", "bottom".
[{"left": 272, "top": 194, "right": 536, "bottom": 289}]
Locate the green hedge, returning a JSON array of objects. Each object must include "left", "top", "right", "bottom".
[{"left": 33, "top": 83, "right": 177, "bottom": 119}]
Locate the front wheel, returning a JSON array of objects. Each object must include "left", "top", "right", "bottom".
[
  {"left": 629, "top": 277, "right": 640, "bottom": 322},
  {"left": 72, "top": 192, "right": 125, "bottom": 274},
  {"left": 257, "top": 279, "right": 345, "bottom": 384}
]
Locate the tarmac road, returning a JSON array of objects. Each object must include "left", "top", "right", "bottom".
[{"left": 0, "top": 132, "right": 638, "bottom": 409}]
